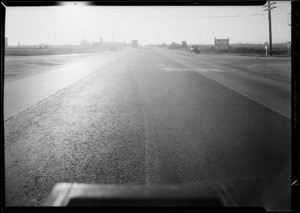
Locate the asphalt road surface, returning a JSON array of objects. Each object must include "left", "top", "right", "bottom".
[{"left": 4, "top": 47, "right": 291, "bottom": 210}]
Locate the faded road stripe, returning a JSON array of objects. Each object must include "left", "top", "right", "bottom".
[{"left": 141, "top": 71, "right": 160, "bottom": 185}]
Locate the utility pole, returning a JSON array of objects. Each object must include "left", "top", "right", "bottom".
[
  {"left": 287, "top": 13, "right": 291, "bottom": 56},
  {"left": 263, "top": 1, "right": 277, "bottom": 56}
]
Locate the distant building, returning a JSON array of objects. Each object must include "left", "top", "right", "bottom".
[
  {"left": 91, "top": 41, "right": 104, "bottom": 48},
  {"left": 214, "top": 37, "right": 229, "bottom": 49},
  {"left": 182, "top": 41, "right": 187, "bottom": 48},
  {"left": 18, "top": 42, "right": 20, "bottom": 48},
  {"left": 100, "top": 38, "right": 103, "bottom": 43},
  {"left": 5, "top": 37, "right": 8, "bottom": 48},
  {"left": 80, "top": 39, "right": 90, "bottom": 47}
]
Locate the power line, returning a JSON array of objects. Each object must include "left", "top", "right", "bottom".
[
  {"left": 100, "top": 14, "right": 267, "bottom": 19},
  {"left": 9, "top": 13, "right": 267, "bottom": 19},
  {"left": 144, "top": 15, "right": 242, "bottom": 18}
]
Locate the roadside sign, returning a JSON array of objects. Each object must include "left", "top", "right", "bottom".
[{"left": 214, "top": 38, "right": 229, "bottom": 49}]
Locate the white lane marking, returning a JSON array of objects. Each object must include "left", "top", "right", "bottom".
[
  {"left": 195, "top": 68, "right": 291, "bottom": 118},
  {"left": 111, "top": 64, "right": 147, "bottom": 67},
  {"left": 155, "top": 49, "right": 290, "bottom": 119},
  {"left": 142, "top": 76, "right": 160, "bottom": 185},
  {"left": 194, "top": 67, "right": 227, "bottom": 72},
  {"left": 111, "top": 64, "right": 182, "bottom": 67},
  {"left": 193, "top": 70, "right": 291, "bottom": 118},
  {"left": 164, "top": 67, "right": 191, "bottom": 72},
  {"left": 163, "top": 67, "right": 226, "bottom": 72}
]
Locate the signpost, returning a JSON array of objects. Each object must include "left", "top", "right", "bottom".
[
  {"left": 265, "top": 45, "right": 268, "bottom": 57},
  {"left": 264, "top": 42, "right": 268, "bottom": 56},
  {"left": 214, "top": 37, "right": 229, "bottom": 49}
]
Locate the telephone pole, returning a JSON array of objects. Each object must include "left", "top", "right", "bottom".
[{"left": 263, "top": 1, "right": 277, "bottom": 56}]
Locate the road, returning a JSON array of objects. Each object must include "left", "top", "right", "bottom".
[{"left": 4, "top": 47, "right": 291, "bottom": 210}]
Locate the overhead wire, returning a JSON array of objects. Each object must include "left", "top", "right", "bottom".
[{"left": 8, "top": 12, "right": 268, "bottom": 19}]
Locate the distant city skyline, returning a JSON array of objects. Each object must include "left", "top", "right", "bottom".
[{"left": 5, "top": 2, "right": 291, "bottom": 46}]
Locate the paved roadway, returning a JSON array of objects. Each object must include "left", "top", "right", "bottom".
[{"left": 4, "top": 47, "right": 291, "bottom": 210}]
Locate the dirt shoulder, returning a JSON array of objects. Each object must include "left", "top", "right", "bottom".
[{"left": 5, "top": 52, "right": 105, "bottom": 83}]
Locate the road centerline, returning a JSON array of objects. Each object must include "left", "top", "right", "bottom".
[{"left": 141, "top": 71, "right": 161, "bottom": 185}]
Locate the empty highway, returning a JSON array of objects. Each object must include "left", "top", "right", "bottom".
[{"left": 4, "top": 47, "right": 291, "bottom": 210}]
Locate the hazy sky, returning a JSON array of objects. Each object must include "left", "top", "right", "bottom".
[{"left": 5, "top": 1, "right": 291, "bottom": 46}]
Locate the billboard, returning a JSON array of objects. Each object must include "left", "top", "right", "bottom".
[{"left": 214, "top": 38, "right": 229, "bottom": 49}]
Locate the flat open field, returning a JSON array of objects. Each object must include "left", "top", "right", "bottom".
[
  {"left": 201, "top": 47, "right": 290, "bottom": 56},
  {"left": 5, "top": 48, "right": 291, "bottom": 84},
  {"left": 4, "top": 53, "right": 97, "bottom": 83},
  {"left": 5, "top": 47, "right": 107, "bottom": 56},
  {"left": 4, "top": 47, "right": 126, "bottom": 82}
]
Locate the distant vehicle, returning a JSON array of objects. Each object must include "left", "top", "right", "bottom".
[
  {"left": 192, "top": 45, "right": 200, "bottom": 54},
  {"left": 132, "top": 40, "right": 138, "bottom": 48}
]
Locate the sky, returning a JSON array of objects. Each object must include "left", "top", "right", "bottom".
[{"left": 5, "top": 1, "right": 291, "bottom": 46}]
